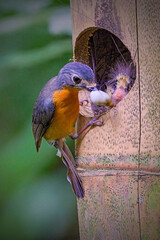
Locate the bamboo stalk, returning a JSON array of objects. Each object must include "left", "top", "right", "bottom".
[{"left": 70, "top": 0, "right": 160, "bottom": 239}]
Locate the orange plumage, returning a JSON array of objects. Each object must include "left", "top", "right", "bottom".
[{"left": 44, "top": 88, "right": 79, "bottom": 142}]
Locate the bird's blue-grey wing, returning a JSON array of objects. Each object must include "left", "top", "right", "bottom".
[{"left": 32, "top": 77, "right": 58, "bottom": 152}]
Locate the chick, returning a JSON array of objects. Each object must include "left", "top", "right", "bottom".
[{"left": 106, "top": 62, "right": 136, "bottom": 106}]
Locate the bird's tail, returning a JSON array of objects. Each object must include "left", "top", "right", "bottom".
[{"left": 57, "top": 139, "right": 84, "bottom": 198}]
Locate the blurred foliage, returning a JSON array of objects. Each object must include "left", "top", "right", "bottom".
[{"left": 0, "top": 0, "right": 79, "bottom": 239}]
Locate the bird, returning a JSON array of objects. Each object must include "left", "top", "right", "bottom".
[
  {"left": 106, "top": 62, "right": 136, "bottom": 106},
  {"left": 32, "top": 62, "right": 96, "bottom": 198}
]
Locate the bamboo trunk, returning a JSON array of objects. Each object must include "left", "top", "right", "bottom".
[{"left": 70, "top": 0, "right": 160, "bottom": 239}]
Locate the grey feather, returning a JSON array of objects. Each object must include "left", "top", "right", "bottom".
[
  {"left": 57, "top": 139, "right": 84, "bottom": 198},
  {"left": 32, "top": 77, "right": 58, "bottom": 151}
]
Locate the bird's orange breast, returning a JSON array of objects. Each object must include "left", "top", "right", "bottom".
[{"left": 44, "top": 88, "right": 79, "bottom": 142}]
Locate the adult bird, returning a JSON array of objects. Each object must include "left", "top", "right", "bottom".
[{"left": 32, "top": 62, "right": 95, "bottom": 198}]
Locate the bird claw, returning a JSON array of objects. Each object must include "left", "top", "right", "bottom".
[
  {"left": 79, "top": 99, "right": 89, "bottom": 106},
  {"left": 92, "top": 119, "right": 104, "bottom": 126},
  {"left": 69, "top": 133, "right": 79, "bottom": 140}
]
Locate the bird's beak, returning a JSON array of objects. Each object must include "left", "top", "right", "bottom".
[
  {"left": 81, "top": 82, "right": 98, "bottom": 92},
  {"left": 85, "top": 86, "right": 98, "bottom": 92}
]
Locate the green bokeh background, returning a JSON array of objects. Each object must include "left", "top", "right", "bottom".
[{"left": 0, "top": 0, "right": 79, "bottom": 239}]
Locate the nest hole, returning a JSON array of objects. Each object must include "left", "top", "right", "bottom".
[{"left": 74, "top": 27, "right": 136, "bottom": 95}]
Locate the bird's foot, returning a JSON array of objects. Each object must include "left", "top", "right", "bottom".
[
  {"left": 79, "top": 99, "right": 89, "bottom": 106},
  {"left": 70, "top": 115, "right": 103, "bottom": 140},
  {"left": 92, "top": 119, "right": 103, "bottom": 126},
  {"left": 70, "top": 133, "right": 79, "bottom": 140}
]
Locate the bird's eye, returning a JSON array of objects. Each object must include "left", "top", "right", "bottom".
[
  {"left": 73, "top": 76, "right": 81, "bottom": 84},
  {"left": 112, "top": 82, "right": 117, "bottom": 90}
]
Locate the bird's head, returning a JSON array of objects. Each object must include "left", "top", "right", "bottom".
[{"left": 57, "top": 62, "right": 97, "bottom": 91}]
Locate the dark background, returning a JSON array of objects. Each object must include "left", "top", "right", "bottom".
[{"left": 0, "top": 0, "right": 79, "bottom": 239}]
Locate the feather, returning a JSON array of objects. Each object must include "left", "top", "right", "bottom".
[{"left": 57, "top": 139, "right": 84, "bottom": 198}]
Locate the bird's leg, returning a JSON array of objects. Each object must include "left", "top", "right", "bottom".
[{"left": 70, "top": 114, "right": 104, "bottom": 140}]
